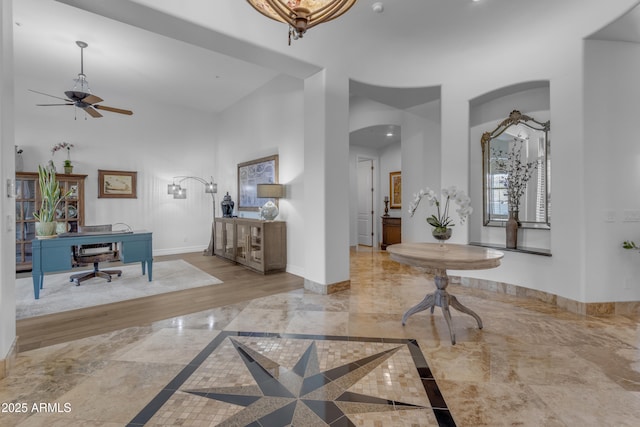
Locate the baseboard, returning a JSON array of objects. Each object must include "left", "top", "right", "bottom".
[
  {"left": 450, "top": 276, "right": 640, "bottom": 316},
  {"left": 0, "top": 337, "right": 18, "bottom": 380},
  {"left": 153, "top": 246, "right": 209, "bottom": 256},
  {"left": 304, "top": 278, "right": 350, "bottom": 295}
]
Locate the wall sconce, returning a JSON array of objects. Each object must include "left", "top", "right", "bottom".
[{"left": 257, "top": 183, "right": 285, "bottom": 220}]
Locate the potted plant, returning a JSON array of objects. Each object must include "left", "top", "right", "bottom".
[
  {"left": 63, "top": 159, "right": 73, "bottom": 174},
  {"left": 33, "top": 165, "right": 72, "bottom": 238},
  {"left": 408, "top": 185, "right": 472, "bottom": 244},
  {"left": 492, "top": 142, "right": 539, "bottom": 248},
  {"left": 51, "top": 142, "right": 74, "bottom": 174}
]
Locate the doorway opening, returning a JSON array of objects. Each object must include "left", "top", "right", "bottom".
[{"left": 357, "top": 158, "right": 374, "bottom": 247}]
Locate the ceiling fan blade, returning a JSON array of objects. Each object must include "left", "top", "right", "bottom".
[
  {"left": 83, "top": 107, "right": 103, "bottom": 118},
  {"left": 29, "top": 89, "right": 72, "bottom": 102},
  {"left": 93, "top": 105, "right": 133, "bottom": 115},
  {"left": 36, "top": 103, "right": 73, "bottom": 106},
  {"left": 82, "top": 94, "right": 104, "bottom": 104}
]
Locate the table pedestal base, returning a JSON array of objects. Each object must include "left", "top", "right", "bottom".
[{"left": 402, "top": 268, "right": 482, "bottom": 345}]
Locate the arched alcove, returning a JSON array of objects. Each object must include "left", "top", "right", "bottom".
[{"left": 469, "top": 81, "right": 551, "bottom": 253}]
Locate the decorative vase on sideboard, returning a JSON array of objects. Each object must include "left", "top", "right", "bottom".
[
  {"left": 506, "top": 210, "right": 519, "bottom": 249},
  {"left": 221, "top": 192, "right": 234, "bottom": 217}
]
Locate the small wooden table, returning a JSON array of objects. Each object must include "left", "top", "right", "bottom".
[{"left": 387, "top": 242, "right": 504, "bottom": 344}]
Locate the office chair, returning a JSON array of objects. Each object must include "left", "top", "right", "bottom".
[{"left": 69, "top": 224, "right": 122, "bottom": 285}]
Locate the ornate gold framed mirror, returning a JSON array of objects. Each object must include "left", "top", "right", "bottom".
[{"left": 481, "top": 110, "right": 550, "bottom": 229}]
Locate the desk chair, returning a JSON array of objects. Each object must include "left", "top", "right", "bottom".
[{"left": 69, "top": 224, "right": 122, "bottom": 285}]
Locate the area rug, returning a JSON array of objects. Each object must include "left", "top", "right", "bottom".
[{"left": 15, "top": 260, "right": 223, "bottom": 319}]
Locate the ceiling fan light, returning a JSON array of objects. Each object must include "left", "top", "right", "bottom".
[{"left": 72, "top": 75, "right": 91, "bottom": 94}]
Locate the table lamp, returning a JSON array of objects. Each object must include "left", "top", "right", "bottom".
[{"left": 257, "top": 183, "right": 285, "bottom": 220}]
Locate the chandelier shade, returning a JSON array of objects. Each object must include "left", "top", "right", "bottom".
[{"left": 247, "top": 0, "right": 357, "bottom": 41}]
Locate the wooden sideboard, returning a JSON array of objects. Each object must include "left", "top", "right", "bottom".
[
  {"left": 381, "top": 216, "right": 401, "bottom": 250},
  {"left": 214, "top": 218, "right": 286, "bottom": 274}
]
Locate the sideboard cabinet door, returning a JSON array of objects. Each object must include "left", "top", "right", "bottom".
[{"left": 214, "top": 218, "right": 286, "bottom": 274}]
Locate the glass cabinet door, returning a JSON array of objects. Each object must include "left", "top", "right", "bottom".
[
  {"left": 224, "top": 222, "right": 235, "bottom": 259},
  {"left": 57, "top": 179, "right": 80, "bottom": 232},
  {"left": 235, "top": 222, "right": 263, "bottom": 269},
  {"left": 214, "top": 221, "right": 225, "bottom": 255},
  {"left": 247, "top": 224, "right": 263, "bottom": 267},
  {"left": 236, "top": 223, "right": 248, "bottom": 263},
  {"left": 214, "top": 219, "right": 236, "bottom": 260},
  {"left": 15, "top": 177, "right": 36, "bottom": 270}
]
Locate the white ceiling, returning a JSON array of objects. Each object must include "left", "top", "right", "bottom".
[
  {"left": 588, "top": 3, "right": 640, "bottom": 42},
  {"left": 11, "top": 0, "right": 640, "bottom": 147},
  {"left": 13, "top": 0, "right": 281, "bottom": 115}
]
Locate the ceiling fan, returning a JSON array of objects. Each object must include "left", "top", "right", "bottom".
[{"left": 30, "top": 41, "right": 133, "bottom": 118}]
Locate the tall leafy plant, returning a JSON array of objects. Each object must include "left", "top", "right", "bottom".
[{"left": 32, "top": 165, "right": 72, "bottom": 223}]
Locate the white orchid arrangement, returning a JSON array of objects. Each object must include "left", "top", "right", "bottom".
[{"left": 408, "top": 186, "right": 473, "bottom": 231}]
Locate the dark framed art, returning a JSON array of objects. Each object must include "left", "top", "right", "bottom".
[
  {"left": 98, "top": 169, "right": 137, "bottom": 199},
  {"left": 389, "top": 171, "right": 401, "bottom": 209},
  {"left": 237, "top": 155, "right": 278, "bottom": 211}
]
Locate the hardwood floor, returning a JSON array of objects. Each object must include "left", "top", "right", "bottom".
[{"left": 15, "top": 252, "right": 304, "bottom": 352}]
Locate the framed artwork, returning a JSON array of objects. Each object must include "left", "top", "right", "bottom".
[
  {"left": 389, "top": 171, "right": 401, "bottom": 209},
  {"left": 237, "top": 155, "right": 278, "bottom": 211},
  {"left": 98, "top": 169, "right": 137, "bottom": 199}
]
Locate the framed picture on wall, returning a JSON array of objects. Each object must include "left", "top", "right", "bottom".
[
  {"left": 98, "top": 169, "right": 137, "bottom": 199},
  {"left": 237, "top": 155, "right": 278, "bottom": 211},
  {"left": 389, "top": 171, "right": 401, "bottom": 209}
]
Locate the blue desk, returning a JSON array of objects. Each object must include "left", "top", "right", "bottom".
[{"left": 31, "top": 231, "right": 153, "bottom": 299}]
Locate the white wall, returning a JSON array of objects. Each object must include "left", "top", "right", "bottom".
[
  {"left": 14, "top": 72, "right": 219, "bottom": 255},
  {"left": 584, "top": 39, "right": 640, "bottom": 302},
  {"left": 380, "top": 34, "right": 589, "bottom": 301},
  {"left": 127, "top": 0, "right": 639, "bottom": 305},
  {"left": 1, "top": 0, "right": 16, "bottom": 366},
  {"left": 400, "top": 105, "right": 442, "bottom": 244},
  {"left": 216, "top": 74, "right": 305, "bottom": 276}
]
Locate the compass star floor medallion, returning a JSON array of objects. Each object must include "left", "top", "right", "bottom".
[{"left": 129, "top": 332, "right": 456, "bottom": 426}]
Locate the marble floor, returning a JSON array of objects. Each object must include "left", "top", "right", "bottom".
[{"left": 1, "top": 248, "right": 640, "bottom": 426}]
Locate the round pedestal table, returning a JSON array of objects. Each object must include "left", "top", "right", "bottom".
[{"left": 387, "top": 242, "right": 504, "bottom": 345}]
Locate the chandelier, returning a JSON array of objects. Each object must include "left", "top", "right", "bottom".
[{"left": 247, "top": 0, "right": 358, "bottom": 44}]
